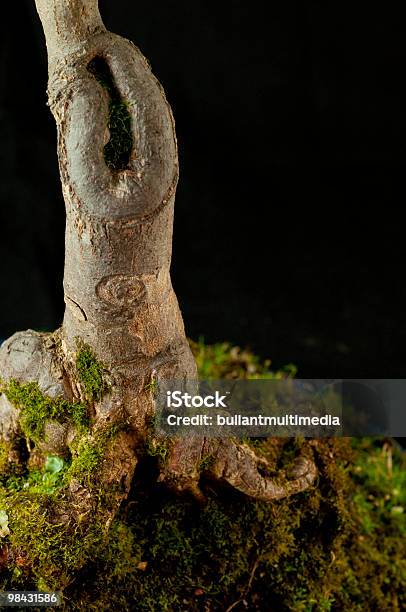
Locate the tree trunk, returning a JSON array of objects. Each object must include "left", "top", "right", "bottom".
[{"left": 0, "top": 0, "right": 317, "bottom": 558}]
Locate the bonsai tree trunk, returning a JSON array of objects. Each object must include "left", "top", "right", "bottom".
[{"left": 0, "top": 0, "right": 316, "bottom": 539}]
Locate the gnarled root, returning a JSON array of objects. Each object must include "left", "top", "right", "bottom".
[{"left": 158, "top": 436, "right": 317, "bottom": 502}]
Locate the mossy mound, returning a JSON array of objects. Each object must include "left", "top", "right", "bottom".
[
  {"left": 59, "top": 436, "right": 404, "bottom": 611},
  {"left": 0, "top": 341, "right": 404, "bottom": 610},
  {"left": 189, "top": 338, "right": 297, "bottom": 380}
]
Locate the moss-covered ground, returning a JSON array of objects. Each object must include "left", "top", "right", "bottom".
[{"left": 0, "top": 341, "right": 404, "bottom": 610}]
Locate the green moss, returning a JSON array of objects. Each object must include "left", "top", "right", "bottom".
[
  {"left": 0, "top": 487, "right": 108, "bottom": 590},
  {"left": 144, "top": 376, "right": 159, "bottom": 396},
  {"left": 0, "top": 448, "right": 132, "bottom": 591},
  {"left": 146, "top": 438, "right": 169, "bottom": 463},
  {"left": 76, "top": 344, "right": 108, "bottom": 402},
  {"left": 49, "top": 437, "right": 400, "bottom": 611},
  {"left": 101, "top": 421, "right": 129, "bottom": 441},
  {"left": 189, "top": 337, "right": 297, "bottom": 379},
  {"left": 65, "top": 422, "right": 127, "bottom": 487},
  {"left": 66, "top": 438, "right": 103, "bottom": 485},
  {"left": 198, "top": 453, "right": 215, "bottom": 472},
  {"left": 0, "top": 437, "right": 404, "bottom": 610},
  {"left": 0, "top": 439, "right": 26, "bottom": 485},
  {"left": 87, "top": 56, "right": 133, "bottom": 171},
  {"left": 0, "top": 380, "right": 89, "bottom": 443},
  {"left": 5, "top": 456, "right": 66, "bottom": 496},
  {"left": 104, "top": 102, "right": 133, "bottom": 171},
  {"left": 0, "top": 341, "right": 404, "bottom": 610},
  {"left": 0, "top": 442, "right": 9, "bottom": 474}
]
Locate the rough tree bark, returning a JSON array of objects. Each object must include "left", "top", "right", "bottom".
[{"left": 0, "top": 0, "right": 317, "bottom": 531}]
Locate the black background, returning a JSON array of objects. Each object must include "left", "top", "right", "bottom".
[{"left": 1, "top": 1, "right": 405, "bottom": 377}]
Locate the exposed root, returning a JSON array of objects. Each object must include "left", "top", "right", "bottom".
[{"left": 159, "top": 436, "right": 317, "bottom": 502}]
